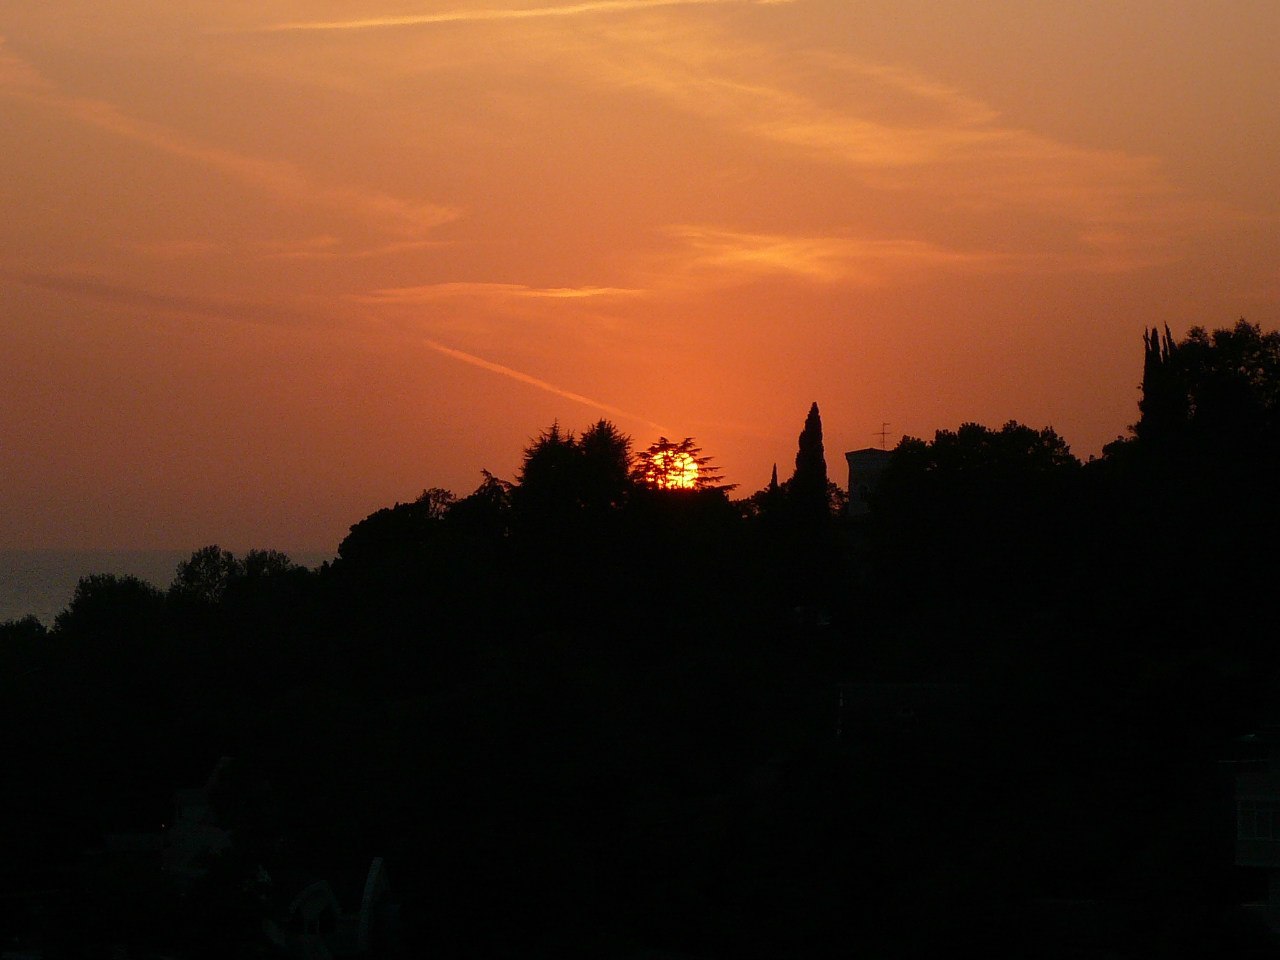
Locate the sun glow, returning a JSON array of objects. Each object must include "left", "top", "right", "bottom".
[{"left": 651, "top": 450, "right": 699, "bottom": 489}]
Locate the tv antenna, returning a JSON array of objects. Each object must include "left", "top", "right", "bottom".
[{"left": 875, "top": 422, "right": 892, "bottom": 450}]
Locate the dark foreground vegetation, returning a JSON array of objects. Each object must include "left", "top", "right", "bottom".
[{"left": 4, "top": 321, "right": 1280, "bottom": 958}]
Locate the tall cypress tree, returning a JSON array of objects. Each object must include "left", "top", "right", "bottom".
[
  {"left": 1136, "top": 325, "right": 1186, "bottom": 445},
  {"left": 792, "top": 402, "right": 829, "bottom": 522}
]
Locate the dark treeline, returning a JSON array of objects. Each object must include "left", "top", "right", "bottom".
[{"left": 3, "top": 320, "right": 1280, "bottom": 957}]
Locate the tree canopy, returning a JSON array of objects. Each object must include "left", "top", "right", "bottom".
[
  {"left": 168, "top": 545, "right": 244, "bottom": 606},
  {"left": 15, "top": 325, "right": 1280, "bottom": 958},
  {"left": 1136, "top": 319, "right": 1280, "bottom": 450},
  {"left": 513, "top": 419, "right": 634, "bottom": 527},
  {"left": 789, "top": 401, "right": 830, "bottom": 523},
  {"left": 887, "top": 420, "right": 1078, "bottom": 481},
  {"left": 632, "top": 436, "right": 731, "bottom": 492}
]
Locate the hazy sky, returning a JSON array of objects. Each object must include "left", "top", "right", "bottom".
[{"left": 3, "top": 1, "right": 1277, "bottom": 549}]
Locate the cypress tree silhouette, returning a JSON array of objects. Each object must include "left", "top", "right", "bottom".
[
  {"left": 791, "top": 402, "right": 830, "bottom": 522},
  {"left": 1135, "top": 325, "right": 1185, "bottom": 445},
  {"left": 1133, "top": 320, "right": 1280, "bottom": 453}
]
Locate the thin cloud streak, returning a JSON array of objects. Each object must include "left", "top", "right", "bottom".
[
  {"left": 258, "top": 0, "right": 791, "bottom": 33},
  {"left": 0, "top": 38, "right": 457, "bottom": 237},
  {"left": 423, "top": 339, "right": 667, "bottom": 432},
  {"left": 8, "top": 269, "right": 321, "bottom": 330},
  {"left": 577, "top": 24, "right": 1228, "bottom": 255},
  {"left": 261, "top": 238, "right": 453, "bottom": 261},
  {"left": 661, "top": 223, "right": 1188, "bottom": 283},
  {"left": 663, "top": 225, "right": 1008, "bottom": 285},
  {"left": 357, "top": 282, "right": 644, "bottom": 303}
]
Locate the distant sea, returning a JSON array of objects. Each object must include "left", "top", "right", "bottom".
[{"left": 0, "top": 549, "right": 334, "bottom": 626}]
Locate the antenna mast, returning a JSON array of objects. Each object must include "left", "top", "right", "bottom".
[{"left": 875, "top": 422, "right": 892, "bottom": 450}]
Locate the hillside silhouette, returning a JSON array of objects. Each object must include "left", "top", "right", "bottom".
[{"left": 2, "top": 321, "right": 1280, "bottom": 957}]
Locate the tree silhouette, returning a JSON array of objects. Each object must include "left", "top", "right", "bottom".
[
  {"left": 632, "top": 436, "right": 731, "bottom": 491},
  {"left": 512, "top": 420, "right": 635, "bottom": 537},
  {"left": 169, "top": 545, "right": 244, "bottom": 605},
  {"left": 577, "top": 419, "right": 633, "bottom": 514},
  {"left": 447, "top": 469, "right": 513, "bottom": 540},
  {"left": 872, "top": 420, "right": 1080, "bottom": 594},
  {"left": 790, "top": 402, "right": 830, "bottom": 522},
  {"left": 881, "top": 421, "right": 1077, "bottom": 495},
  {"left": 740, "top": 464, "right": 785, "bottom": 520},
  {"left": 1118, "top": 319, "right": 1280, "bottom": 518},
  {"left": 0, "top": 613, "right": 46, "bottom": 645},
  {"left": 1135, "top": 325, "right": 1185, "bottom": 445},
  {"left": 513, "top": 421, "right": 581, "bottom": 528},
  {"left": 338, "top": 497, "right": 449, "bottom": 564},
  {"left": 415, "top": 486, "right": 457, "bottom": 520},
  {"left": 242, "top": 548, "right": 300, "bottom": 580},
  {"left": 54, "top": 573, "right": 166, "bottom": 640},
  {"left": 1134, "top": 320, "right": 1280, "bottom": 449},
  {"left": 10, "top": 383, "right": 1280, "bottom": 958}
]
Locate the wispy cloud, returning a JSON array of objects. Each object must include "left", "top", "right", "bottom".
[
  {"left": 260, "top": 237, "right": 453, "bottom": 261},
  {"left": 658, "top": 222, "right": 1199, "bottom": 285},
  {"left": 663, "top": 225, "right": 1006, "bottom": 285},
  {"left": 128, "top": 239, "right": 221, "bottom": 260},
  {"left": 356, "top": 281, "right": 643, "bottom": 303},
  {"left": 7, "top": 269, "right": 318, "bottom": 329},
  {"left": 572, "top": 24, "right": 1230, "bottom": 263},
  {"left": 13, "top": 271, "right": 217, "bottom": 316},
  {"left": 0, "top": 37, "right": 46, "bottom": 92},
  {"left": 0, "top": 36, "right": 457, "bottom": 237},
  {"left": 423, "top": 338, "right": 667, "bottom": 430},
  {"left": 256, "top": 0, "right": 791, "bottom": 33}
]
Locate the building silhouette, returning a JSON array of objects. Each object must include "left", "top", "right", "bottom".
[{"left": 844, "top": 448, "right": 892, "bottom": 516}]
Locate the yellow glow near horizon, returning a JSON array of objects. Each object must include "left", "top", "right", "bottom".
[
  {"left": 1, "top": 1, "right": 1278, "bottom": 549},
  {"left": 651, "top": 450, "right": 699, "bottom": 489}
]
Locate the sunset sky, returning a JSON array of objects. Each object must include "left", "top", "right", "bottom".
[{"left": 2, "top": 1, "right": 1277, "bottom": 550}]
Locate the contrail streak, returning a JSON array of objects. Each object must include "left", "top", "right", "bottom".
[
  {"left": 260, "top": 0, "right": 788, "bottom": 33},
  {"left": 423, "top": 339, "right": 667, "bottom": 432}
]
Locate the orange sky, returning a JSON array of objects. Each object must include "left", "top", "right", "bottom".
[{"left": 2, "top": 0, "right": 1277, "bottom": 549}]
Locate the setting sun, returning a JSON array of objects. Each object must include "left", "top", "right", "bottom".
[
  {"left": 635, "top": 436, "right": 725, "bottom": 492},
  {"left": 0, "top": 1, "right": 1276, "bottom": 549},
  {"left": 1, "top": 1, "right": 1276, "bottom": 952},
  {"left": 651, "top": 450, "right": 699, "bottom": 490}
]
